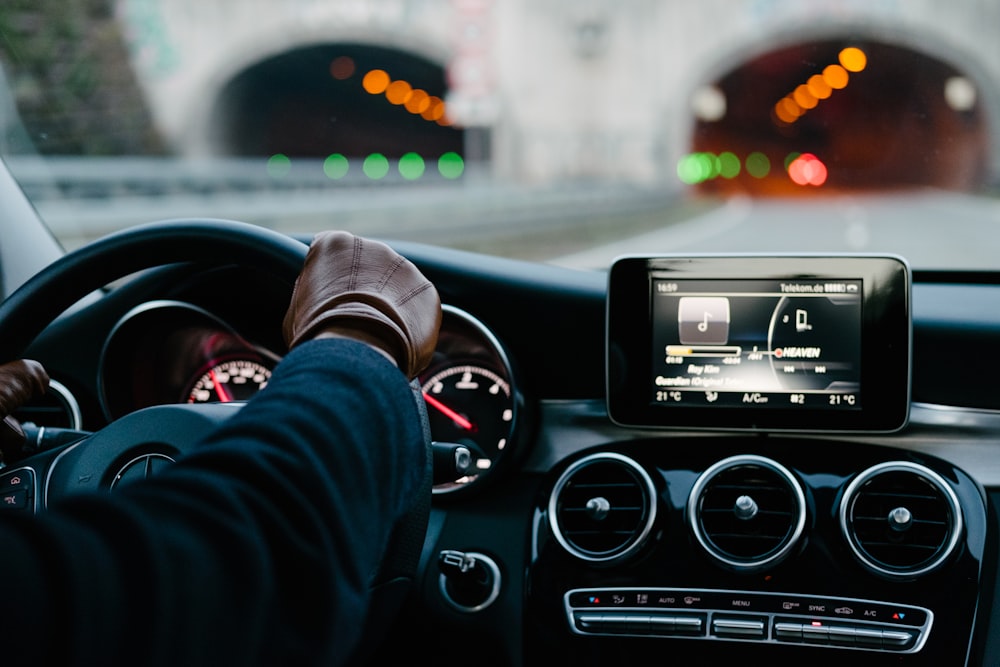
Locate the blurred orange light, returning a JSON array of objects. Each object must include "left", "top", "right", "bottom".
[
  {"left": 807, "top": 74, "right": 832, "bottom": 100},
  {"left": 780, "top": 97, "right": 803, "bottom": 118},
  {"left": 823, "top": 64, "right": 849, "bottom": 90},
  {"left": 422, "top": 97, "right": 446, "bottom": 121},
  {"left": 362, "top": 69, "right": 390, "bottom": 94},
  {"left": 793, "top": 85, "right": 818, "bottom": 110},
  {"left": 330, "top": 56, "right": 355, "bottom": 80},
  {"left": 405, "top": 89, "right": 431, "bottom": 114},
  {"left": 385, "top": 80, "right": 413, "bottom": 105},
  {"left": 774, "top": 101, "right": 797, "bottom": 124},
  {"left": 839, "top": 47, "right": 867, "bottom": 73}
]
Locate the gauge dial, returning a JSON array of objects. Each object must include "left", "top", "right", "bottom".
[
  {"left": 422, "top": 364, "right": 515, "bottom": 491},
  {"left": 186, "top": 359, "right": 272, "bottom": 404}
]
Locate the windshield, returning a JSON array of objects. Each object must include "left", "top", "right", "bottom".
[{"left": 1, "top": 2, "right": 997, "bottom": 270}]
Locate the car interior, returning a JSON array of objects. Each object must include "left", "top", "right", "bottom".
[{"left": 2, "top": 4, "right": 1000, "bottom": 666}]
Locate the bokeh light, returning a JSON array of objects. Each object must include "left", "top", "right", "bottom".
[
  {"left": 839, "top": 47, "right": 867, "bottom": 73},
  {"left": 746, "top": 152, "right": 770, "bottom": 179},
  {"left": 329, "top": 56, "right": 355, "bottom": 80},
  {"left": 422, "top": 97, "right": 446, "bottom": 122},
  {"left": 405, "top": 89, "right": 431, "bottom": 114},
  {"left": 718, "top": 152, "right": 741, "bottom": 179},
  {"left": 438, "top": 152, "right": 465, "bottom": 179},
  {"left": 807, "top": 74, "right": 832, "bottom": 100},
  {"left": 266, "top": 153, "right": 291, "bottom": 178},
  {"left": 362, "top": 69, "right": 390, "bottom": 94},
  {"left": 773, "top": 48, "right": 866, "bottom": 125},
  {"left": 793, "top": 84, "right": 818, "bottom": 110},
  {"left": 787, "top": 153, "right": 828, "bottom": 186},
  {"left": 363, "top": 153, "right": 390, "bottom": 179},
  {"left": 323, "top": 153, "right": 349, "bottom": 179},
  {"left": 822, "top": 64, "right": 849, "bottom": 90},
  {"left": 385, "top": 80, "right": 413, "bottom": 105},
  {"left": 398, "top": 152, "right": 426, "bottom": 180}
]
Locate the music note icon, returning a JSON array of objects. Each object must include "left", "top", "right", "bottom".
[{"left": 678, "top": 297, "right": 730, "bottom": 345}]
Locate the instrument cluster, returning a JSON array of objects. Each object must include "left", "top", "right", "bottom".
[{"left": 98, "top": 301, "right": 525, "bottom": 493}]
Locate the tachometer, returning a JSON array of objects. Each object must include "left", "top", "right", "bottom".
[{"left": 186, "top": 359, "right": 272, "bottom": 403}]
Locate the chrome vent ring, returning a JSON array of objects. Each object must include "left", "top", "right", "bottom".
[
  {"left": 688, "top": 454, "right": 806, "bottom": 572},
  {"left": 548, "top": 452, "right": 657, "bottom": 563},
  {"left": 840, "top": 461, "right": 963, "bottom": 579}
]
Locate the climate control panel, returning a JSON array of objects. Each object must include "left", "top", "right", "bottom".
[{"left": 565, "top": 587, "right": 931, "bottom": 654}]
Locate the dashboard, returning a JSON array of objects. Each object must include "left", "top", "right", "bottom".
[{"left": 15, "top": 239, "right": 1000, "bottom": 666}]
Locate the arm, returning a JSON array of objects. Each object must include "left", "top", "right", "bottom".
[{"left": 0, "top": 339, "right": 423, "bottom": 666}]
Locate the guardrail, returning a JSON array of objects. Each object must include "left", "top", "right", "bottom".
[{"left": 4, "top": 155, "right": 463, "bottom": 201}]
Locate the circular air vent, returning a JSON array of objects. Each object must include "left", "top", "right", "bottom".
[
  {"left": 688, "top": 454, "right": 806, "bottom": 571},
  {"left": 548, "top": 452, "right": 657, "bottom": 563},
  {"left": 840, "top": 461, "right": 963, "bottom": 579}
]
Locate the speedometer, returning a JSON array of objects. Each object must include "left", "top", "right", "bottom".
[
  {"left": 422, "top": 364, "right": 514, "bottom": 483},
  {"left": 422, "top": 306, "right": 523, "bottom": 494},
  {"left": 186, "top": 359, "right": 272, "bottom": 404}
]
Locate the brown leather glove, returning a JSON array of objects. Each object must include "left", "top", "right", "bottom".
[
  {"left": 0, "top": 359, "right": 49, "bottom": 461},
  {"left": 283, "top": 231, "right": 441, "bottom": 379}
]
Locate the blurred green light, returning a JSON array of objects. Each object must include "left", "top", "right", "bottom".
[
  {"left": 363, "top": 153, "right": 390, "bottom": 180},
  {"left": 398, "top": 152, "right": 426, "bottom": 180},
  {"left": 698, "top": 152, "right": 720, "bottom": 180},
  {"left": 267, "top": 154, "right": 291, "bottom": 178},
  {"left": 746, "top": 152, "right": 770, "bottom": 179},
  {"left": 677, "top": 154, "right": 703, "bottom": 184},
  {"left": 718, "top": 152, "right": 740, "bottom": 179},
  {"left": 438, "top": 152, "right": 465, "bottom": 179},
  {"left": 323, "top": 153, "right": 349, "bottom": 179},
  {"left": 785, "top": 152, "right": 802, "bottom": 171}
]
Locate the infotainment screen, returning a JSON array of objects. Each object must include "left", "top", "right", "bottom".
[{"left": 607, "top": 256, "right": 910, "bottom": 432}]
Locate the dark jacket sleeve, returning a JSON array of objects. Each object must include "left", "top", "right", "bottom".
[{"left": 0, "top": 338, "right": 426, "bottom": 666}]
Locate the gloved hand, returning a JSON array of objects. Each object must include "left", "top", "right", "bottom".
[
  {"left": 0, "top": 359, "right": 49, "bottom": 460},
  {"left": 283, "top": 231, "right": 441, "bottom": 379}
]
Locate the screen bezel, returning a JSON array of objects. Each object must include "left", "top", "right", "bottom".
[{"left": 606, "top": 255, "right": 911, "bottom": 433}]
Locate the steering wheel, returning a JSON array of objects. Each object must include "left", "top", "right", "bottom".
[{"left": 0, "top": 218, "right": 431, "bottom": 662}]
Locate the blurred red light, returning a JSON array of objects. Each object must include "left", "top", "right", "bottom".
[{"left": 788, "top": 153, "right": 827, "bottom": 186}]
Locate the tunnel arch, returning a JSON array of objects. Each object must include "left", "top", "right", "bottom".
[
  {"left": 208, "top": 43, "right": 464, "bottom": 159},
  {"left": 673, "top": 24, "right": 999, "bottom": 195}
]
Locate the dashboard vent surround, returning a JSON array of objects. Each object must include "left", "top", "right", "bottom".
[
  {"left": 840, "top": 461, "right": 963, "bottom": 579},
  {"left": 548, "top": 452, "right": 657, "bottom": 563},
  {"left": 688, "top": 454, "right": 806, "bottom": 571}
]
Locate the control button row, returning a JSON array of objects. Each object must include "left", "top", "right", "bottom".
[
  {"left": 775, "top": 620, "right": 916, "bottom": 650},
  {"left": 574, "top": 612, "right": 704, "bottom": 636},
  {"left": 0, "top": 468, "right": 34, "bottom": 513}
]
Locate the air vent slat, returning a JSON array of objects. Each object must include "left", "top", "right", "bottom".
[
  {"left": 549, "top": 453, "right": 657, "bottom": 563},
  {"left": 840, "top": 462, "right": 963, "bottom": 579},
  {"left": 688, "top": 455, "right": 806, "bottom": 572}
]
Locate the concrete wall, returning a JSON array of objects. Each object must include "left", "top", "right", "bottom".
[{"left": 116, "top": 0, "right": 1000, "bottom": 185}]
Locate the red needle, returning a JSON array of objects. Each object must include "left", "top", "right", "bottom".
[
  {"left": 210, "top": 369, "right": 233, "bottom": 403},
  {"left": 423, "top": 392, "right": 474, "bottom": 431}
]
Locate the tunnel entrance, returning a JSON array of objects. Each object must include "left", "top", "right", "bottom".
[
  {"left": 684, "top": 40, "right": 989, "bottom": 195},
  {"left": 213, "top": 44, "right": 464, "bottom": 160}
]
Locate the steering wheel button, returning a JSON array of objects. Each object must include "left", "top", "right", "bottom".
[
  {"left": 0, "top": 490, "right": 28, "bottom": 510},
  {"left": 0, "top": 470, "right": 31, "bottom": 491}
]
